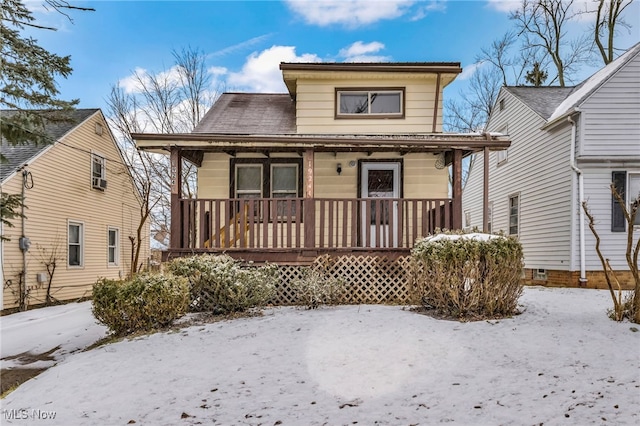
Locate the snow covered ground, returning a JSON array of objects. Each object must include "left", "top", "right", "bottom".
[{"left": 1, "top": 287, "right": 639, "bottom": 425}]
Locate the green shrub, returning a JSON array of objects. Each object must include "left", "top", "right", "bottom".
[
  {"left": 92, "top": 274, "right": 189, "bottom": 336},
  {"left": 165, "top": 254, "right": 277, "bottom": 313},
  {"left": 290, "top": 269, "right": 344, "bottom": 309},
  {"left": 411, "top": 231, "right": 524, "bottom": 319}
]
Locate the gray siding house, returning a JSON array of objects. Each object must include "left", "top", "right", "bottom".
[{"left": 462, "top": 43, "right": 640, "bottom": 288}]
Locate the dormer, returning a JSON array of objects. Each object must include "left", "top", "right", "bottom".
[{"left": 280, "top": 62, "right": 462, "bottom": 134}]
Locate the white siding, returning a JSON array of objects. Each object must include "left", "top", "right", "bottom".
[
  {"left": 578, "top": 51, "right": 640, "bottom": 157},
  {"left": 574, "top": 165, "right": 640, "bottom": 271},
  {"left": 462, "top": 89, "right": 573, "bottom": 270}
]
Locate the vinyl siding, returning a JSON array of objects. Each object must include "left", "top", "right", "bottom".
[
  {"left": 574, "top": 165, "right": 640, "bottom": 271},
  {"left": 198, "top": 152, "right": 448, "bottom": 199},
  {"left": 294, "top": 77, "right": 443, "bottom": 134},
  {"left": 578, "top": 51, "right": 640, "bottom": 157},
  {"left": 0, "top": 112, "right": 149, "bottom": 310},
  {"left": 462, "top": 89, "right": 573, "bottom": 270}
]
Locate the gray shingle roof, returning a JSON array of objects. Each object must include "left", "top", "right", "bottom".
[
  {"left": 1, "top": 108, "right": 99, "bottom": 181},
  {"left": 193, "top": 93, "right": 296, "bottom": 134},
  {"left": 504, "top": 86, "right": 576, "bottom": 119}
]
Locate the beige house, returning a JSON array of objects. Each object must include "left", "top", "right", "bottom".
[
  {"left": 0, "top": 109, "right": 149, "bottom": 311},
  {"left": 134, "top": 62, "right": 509, "bottom": 264}
]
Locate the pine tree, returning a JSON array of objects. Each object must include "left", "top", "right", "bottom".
[
  {"left": 525, "top": 62, "right": 548, "bottom": 87},
  {"left": 0, "top": 0, "right": 80, "bottom": 153}
]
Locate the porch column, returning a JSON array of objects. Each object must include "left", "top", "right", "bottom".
[
  {"left": 170, "top": 146, "right": 182, "bottom": 249},
  {"left": 303, "top": 149, "right": 315, "bottom": 249},
  {"left": 452, "top": 149, "right": 463, "bottom": 230},
  {"left": 483, "top": 146, "right": 489, "bottom": 232}
]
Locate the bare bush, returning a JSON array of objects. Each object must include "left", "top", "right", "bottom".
[{"left": 411, "top": 231, "right": 524, "bottom": 320}]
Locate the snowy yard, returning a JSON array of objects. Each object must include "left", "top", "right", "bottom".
[{"left": 1, "top": 286, "right": 639, "bottom": 425}]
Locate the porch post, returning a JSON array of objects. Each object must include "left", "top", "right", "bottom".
[
  {"left": 170, "top": 146, "right": 182, "bottom": 249},
  {"left": 483, "top": 146, "right": 489, "bottom": 232},
  {"left": 452, "top": 149, "right": 463, "bottom": 230},
  {"left": 303, "top": 149, "right": 315, "bottom": 249}
]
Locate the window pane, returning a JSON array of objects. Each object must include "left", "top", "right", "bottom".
[
  {"left": 69, "top": 225, "right": 80, "bottom": 244},
  {"left": 69, "top": 245, "right": 80, "bottom": 266},
  {"left": 237, "top": 166, "right": 262, "bottom": 191},
  {"left": 108, "top": 247, "right": 116, "bottom": 263},
  {"left": 92, "top": 155, "right": 104, "bottom": 179},
  {"left": 108, "top": 230, "right": 117, "bottom": 246},
  {"left": 340, "top": 93, "right": 368, "bottom": 114},
  {"left": 370, "top": 92, "right": 401, "bottom": 114},
  {"left": 272, "top": 166, "right": 297, "bottom": 192},
  {"left": 368, "top": 170, "right": 394, "bottom": 196},
  {"left": 630, "top": 175, "right": 640, "bottom": 225}
]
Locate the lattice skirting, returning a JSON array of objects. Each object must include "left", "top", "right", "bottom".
[{"left": 271, "top": 254, "right": 413, "bottom": 306}]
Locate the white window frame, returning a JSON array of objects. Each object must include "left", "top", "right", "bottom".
[
  {"left": 92, "top": 153, "right": 106, "bottom": 180},
  {"left": 487, "top": 201, "right": 493, "bottom": 234},
  {"left": 508, "top": 194, "right": 520, "bottom": 236},
  {"left": 108, "top": 227, "right": 119, "bottom": 266},
  {"left": 270, "top": 164, "right": 299, "bottom": 198},
  {"left": 629, "top": 173, "right": 640, "bottom": 226},
  {"left": 68, "top": 220, "right": 84, "bottom": 268},
  {"left": 496, "top": 125, "right": 508, "bottom": 165},
  {"left": 235, "top": 164, "right": 263, "bottom": 199},
  {"left": 336, "top": 88, "right": 404, "bottom": 117}
]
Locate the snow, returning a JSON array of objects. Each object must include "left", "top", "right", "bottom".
[
  {"left": 420, "top": 232, "right": 502, "bottom": 243},
  {"left": 1, "top": 287, "right": 639, "bottom": 425},
  {"left": 547, "top": 42, "right": 640, "bottom": 123}
]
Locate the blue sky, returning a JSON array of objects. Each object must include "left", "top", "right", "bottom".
[{"left": 28, "top": 0, "right": 640, "bottom": 112}]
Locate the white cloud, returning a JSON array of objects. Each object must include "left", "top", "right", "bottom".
[
  {"left": 118, "top": 66, "right": 184, "bottom": 94},
  {"left": 338, "top": 41, "right": 391, "bottom": 62},
  {"left": 285, "top": 0, "right": 416, "bottom": 27},
  {"left": 485, "top": 0, "right": 521, "bottom": 14},
  {"left": 458, "top": 61, "right": 487, "bottom": 80},
  {"left": 227, "top": 46, "right": 321, "bottom": 93}
]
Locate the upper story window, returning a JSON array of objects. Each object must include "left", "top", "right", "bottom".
[
  {"left": 336, "top": 88, "right": 404, "bottom": 118},
  {"left": 509, "top": 194, "right": 520, "bottom": 235},
  {"left": 92, "top": 153, "right": 107, "bottom": 190}
]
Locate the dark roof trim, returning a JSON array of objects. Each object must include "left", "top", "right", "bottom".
[
  {"left": 279, "top": 62, "right": 462, "bottom": 74},
  {"left": 133, "top": 132, "right": 510, "bottom": 153}
]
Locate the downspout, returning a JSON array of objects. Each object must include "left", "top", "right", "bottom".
[{"left": 568, "top": 114, "right": 587, "bottom": 286}]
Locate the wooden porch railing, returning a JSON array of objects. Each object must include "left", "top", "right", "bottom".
[{"left": 176, "top": 198, "right": 452, "bottom": 251}]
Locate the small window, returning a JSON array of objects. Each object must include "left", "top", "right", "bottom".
[
  {"left": 499, "top": 99, "right": 505, "bottom": 111},
  {"left": 95, "top": 123, "right": 103, "bottom": 136},
  {"left": 464, "top": 211, "right": 471, "bottom": 229},
  {"left": 509, "top": 194, "right": 519, "bottom": 235},
  {"left": 272, "top": 164, "right": 299, "bottom": 218},
  {"left": 487, "top": 201, "right": 493, "bottom": 234},
  {"left": 336, "top": 88, "right": 404, "bottom": 118},
  {"left": 497, "top": 149, "right": 508, "bottom": 165},
  {"left": 629, "top": 173, "right": 640, "bottom": 226},
  {"left": 68, "top": 221, "right": 83, "bottom": 267},
  {"left": 108, "top": 227, "right": 119, "bottom": 266},
  {"left": 92, "top": 153, "right": 107, "bottom": 190},
  {"left": 235, "top": 165, "right": 263, "bottom": 199},
  {"left": 534, "top": 269, "right": 548, "bottom": 280}
]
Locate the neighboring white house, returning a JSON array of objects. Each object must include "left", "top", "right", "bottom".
[{"left": 462, "top": 42, "right": 640, "bottom": 289}]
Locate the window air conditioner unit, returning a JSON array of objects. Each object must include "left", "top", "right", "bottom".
[{"left": 92, "top": 177, "right": 107, "bottom": 190}]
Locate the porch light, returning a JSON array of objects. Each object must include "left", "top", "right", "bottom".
[{"left": 337, "top": 163, "right": 343, "bottom": 175}]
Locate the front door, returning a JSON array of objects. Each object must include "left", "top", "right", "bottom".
[{"left": 360, "top": 162, "right": 400, "bottom": 247}]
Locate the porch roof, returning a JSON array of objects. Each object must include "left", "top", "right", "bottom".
[{"left": 133, "top": 131, "right": 510, "bottom": 165}]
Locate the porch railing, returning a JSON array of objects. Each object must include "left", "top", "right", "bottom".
[{"left": 176, "top": 198, "right": 452, "bottom": 251}]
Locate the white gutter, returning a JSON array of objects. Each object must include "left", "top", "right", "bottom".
[{"left": 568, "top": 113, "right": 587, "bottom": 285}]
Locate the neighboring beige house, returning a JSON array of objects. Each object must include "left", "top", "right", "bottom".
[
  {"left": 0, "top": 109, "right": 149, "bottom": 311},
  {"left": 462, "top": 43, "right": 640, "bottom": 289},
  {"left": 134, "top": 62, "right": 509, "bottom": 264}
]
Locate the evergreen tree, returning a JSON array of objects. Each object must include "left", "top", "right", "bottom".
[
  {"left": 525, "top": 62, "right": 548, "bottom": 86},
  {"left": 0, "top": 0, "right": 80, "bottom": 154}
]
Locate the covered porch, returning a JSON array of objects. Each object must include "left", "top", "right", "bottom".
[{"left": 133, "top": 132, "right": 509, "bottom": 264}]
